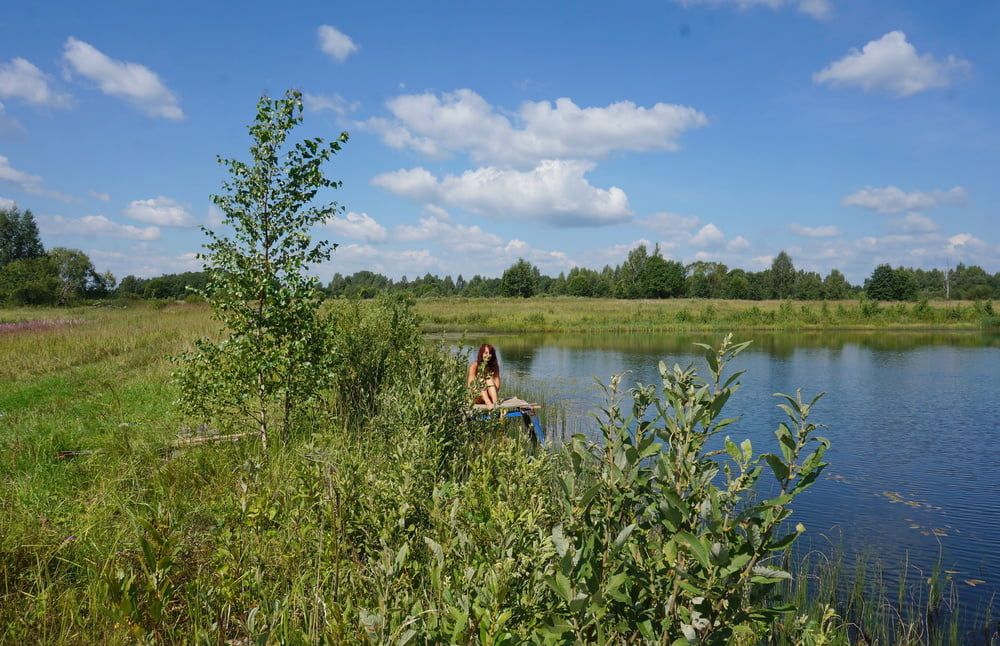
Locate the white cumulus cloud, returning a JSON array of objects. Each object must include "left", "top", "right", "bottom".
[
  {"left": 89, "top": 189, "right": 111, "bottom": 201},
  {"left": 946, "top": 233, "right": 986, "bottom": 253},
  {"left": 0, "top": 57, "right": 71, "bottom": 107},
  {"left": 372, "top": 159, "right": 632, "bottom": 226},
  {"left": 675, "top": 0, "right": 831, "bottom": 19},
  {"left": 789, "top": 223, "right": 840, "bottom": 237},
  {"left": 124, "top": 196, "right": 194, "bottom": 226},
  {"left": 365, "top": 89, "right": 707, "bottom": 166},
  {"left": 303, "top": 92, "right": 359, "bottom": 115},
  {"left": 841, "top": 185, "right": 966, "bottom": 214},
  {"left": 0, "top": 154, "right": 72, "bottom": 201},
  {"left": 318, "top": 25, "right": 359, "bottom": 62},
  {"left": 63, "top": 37, "right": 183, "bottom": 120},
  {"left": 891, "top": 213, "right": 938, "bottom": 233},
  {"left": 690, "top": 223, "right": 725, "bottom": 247},
  {"left": 323, "top": 211, "right": 387, "bottom": 242},
  {"left": 641, "top": 211, "right": 700, "bottom": 235},
  {"left": 727, "top": 235, "right": 751, "bottom": 251},
  {"left": 395, "top": 212, "right": 504, "bottom": 254},
  {"left": 0, "top": 196, "right": 15, "bottom": 210},
  {"left": 38, "top": 214, "right": 160, "bottom": 240},
  {"left": 814, "top": 31, "right": 970, "bottom": 97}
]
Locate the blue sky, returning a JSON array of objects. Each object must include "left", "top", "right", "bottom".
[{"left": 1, "top": 0, "right": 998, "bottom": 284}]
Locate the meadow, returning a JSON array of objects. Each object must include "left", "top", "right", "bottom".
[
  {"left": 415, "top": 297, "right": 996, "bottom": 334},
  {"left": 0, "top": 300, "right": 992, "bottom": 643}
]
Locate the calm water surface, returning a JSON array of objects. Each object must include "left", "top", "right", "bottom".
[{"left": 477, "top": 331, "right": 1000, "bottom": 625}]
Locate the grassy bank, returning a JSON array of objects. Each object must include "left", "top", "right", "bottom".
[
  {"left": 416, "top": 297, "right": 996, "bottom": 333},
  {"left": 1, "top": 302, "right": 992, "bottom": 643}
]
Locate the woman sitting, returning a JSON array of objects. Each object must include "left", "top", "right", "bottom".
[{"left": 468, "top": 343, "right": 501, "bottom": 409}]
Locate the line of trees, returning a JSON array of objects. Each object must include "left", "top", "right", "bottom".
[
  {"left": 0, "top": 206, "right": 116, "bottom": 305},
  {"left": 327, "top": 246, "right": 1000, "bottom": 301},
  {"left": 4, "top": 206, "right": 998, "bottom": 305}
]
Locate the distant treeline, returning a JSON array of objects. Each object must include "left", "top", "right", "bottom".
[
  {"left": 4, "top": 207, "right": 999, "bottom": 305},
  {"left": 1, "top": 207, "right": 116, "bottom": 305},
  {"left": 116, "top": 271, "right": 211, "bottom": 300},
  {"left": 325, "top": 245, "right": 999, "bottom": 301},
  {"left": 44, "top": 254, "right": 1000, "bottom": 304}
]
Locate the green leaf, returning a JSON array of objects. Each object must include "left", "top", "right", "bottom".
[
  {"left": 675, "top": 532, "right": 711, "bottom": 569},
  {"left": 606, "top": 572, "right": 628, "bottom": 593},
  {"left": 751, "top": 565, "right": 792, "bottom": 583},
  {"left": 551, "top": 525, "right": 569, "bottom": 557},
  {"left": 767, "top": 531, "right": 799, "bottom": 551},
  {"left": 614, "top": 524, "right": 637, "bottom": 549},
  {"left": 423, "top": 537, "right": 444, "bottom": 570},
  {"left": 724, "top": 437, "right": 741, "bottom": 464},
  {"left": 764, "top": 453, "right": 789, "bottom": 483},
  {"left": 546, "top": 572, "right": 573, "bottom": 603}
]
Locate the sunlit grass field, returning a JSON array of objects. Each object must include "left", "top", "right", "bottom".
[{"left": 416, "top": 296, "right": 992, "bottom": 333}]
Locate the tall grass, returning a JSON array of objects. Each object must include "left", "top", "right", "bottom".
[{"left": 415, "top": 297, "right": 996, "bottom": 333}]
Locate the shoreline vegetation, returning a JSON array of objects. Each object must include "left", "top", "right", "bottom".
[
  {"left": 415, "top": 296, "right": 999, "bottom": 333},
  {"left": 1, "top": 296, "right": 997, "bottom": 339}
]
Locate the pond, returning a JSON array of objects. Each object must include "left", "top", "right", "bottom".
[{"left": 470, "top": 330, "right": 1000, "bottom": 628}]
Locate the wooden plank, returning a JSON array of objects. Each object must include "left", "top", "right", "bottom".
[{"left": 169, "top": 432, "right": 257, "bottom": 448}]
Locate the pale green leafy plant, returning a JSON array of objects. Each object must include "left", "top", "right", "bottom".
[{"left": 539, "top": 334, "right": 830, "bottom": 644}]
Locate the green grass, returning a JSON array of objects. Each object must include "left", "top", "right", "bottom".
[
  {"left": 415, "top": 297, "right": 995, "bottom": 333},
  {"left": 1, "top": 301, "right": 994, "bottom": 643}
]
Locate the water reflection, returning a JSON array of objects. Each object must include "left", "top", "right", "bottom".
[{"left": 497, "top": 330, "right": 1000, "bottom": 360}]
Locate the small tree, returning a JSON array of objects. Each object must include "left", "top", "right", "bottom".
[
  {"left": 822, "top": 269, "right": 850, "bottom": 300},
  {"left": 865, "top": 264, "right": 911, "bottom": 301},
  {"left": 500, "top": 258, "right": 540, "bottom": 298},
  {"left": 0, "top": 205, "right": 45, "bottom": 270},
  {"left": 771, "top": 251, "right": 796, "bottom": 299},
  {"left": 176, "top": 90, "right": 348, "bottom": 447},
  {"left": 641, "top": 252, "right": 686, "bottom": 298}
]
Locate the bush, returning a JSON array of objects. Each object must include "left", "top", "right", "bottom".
[
  {"left": 328, "top": 294, "right": 423, "bottom": 426},
  {"left": 532, "top": 335, "right": 829, "bottom": 643},
  {"left": 859, "top": 296, "right": 880, "bottom": 319}
]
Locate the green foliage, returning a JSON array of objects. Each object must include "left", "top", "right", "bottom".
[
  {"left": 48, "top": 247, "right": 114, "bottom": 303},
  {"left": 822, "top": 269, "right": 850, "bottom": 300},
  {"left": 539, "top": 335, "right": 829, "bottom": 643},
  {"left": 0, "top": 256, "right": 59, "bottom": 305},
  {"left": 771, "top": 251, "right": 796, "bottom": 299},
  {"left": 117, "top": 271, "right": 209, "bottom": 300},
  {"left": 501, "top": 258, "right": 541, "bottom": 298},
  {"left": 686, "top": 261, "right": 728, "bottom": 299},
  {"left": 0, "top": 204, "right": 45, "bottom": 270},
  {"left": 866, "top": 264, "right": 917, "bottom": 301},
  {"left": 175, "top": 89, "right": 349, "bottom": 446},
  {"left": 642, "top": 254, "right": 686, "bottom": 298},
  {"left": 794, "top": 271, "right": 824, "bottom": 300},
  {"left": 328, "top": 294, "right": 423, "bottom": 426},
  {"left": 0, "top": 247, "right": 113, "bottom": 305}
]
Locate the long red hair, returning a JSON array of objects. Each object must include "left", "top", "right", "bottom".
[{"left": 476, "top": 343, "right": 499, "bottom": 377}]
